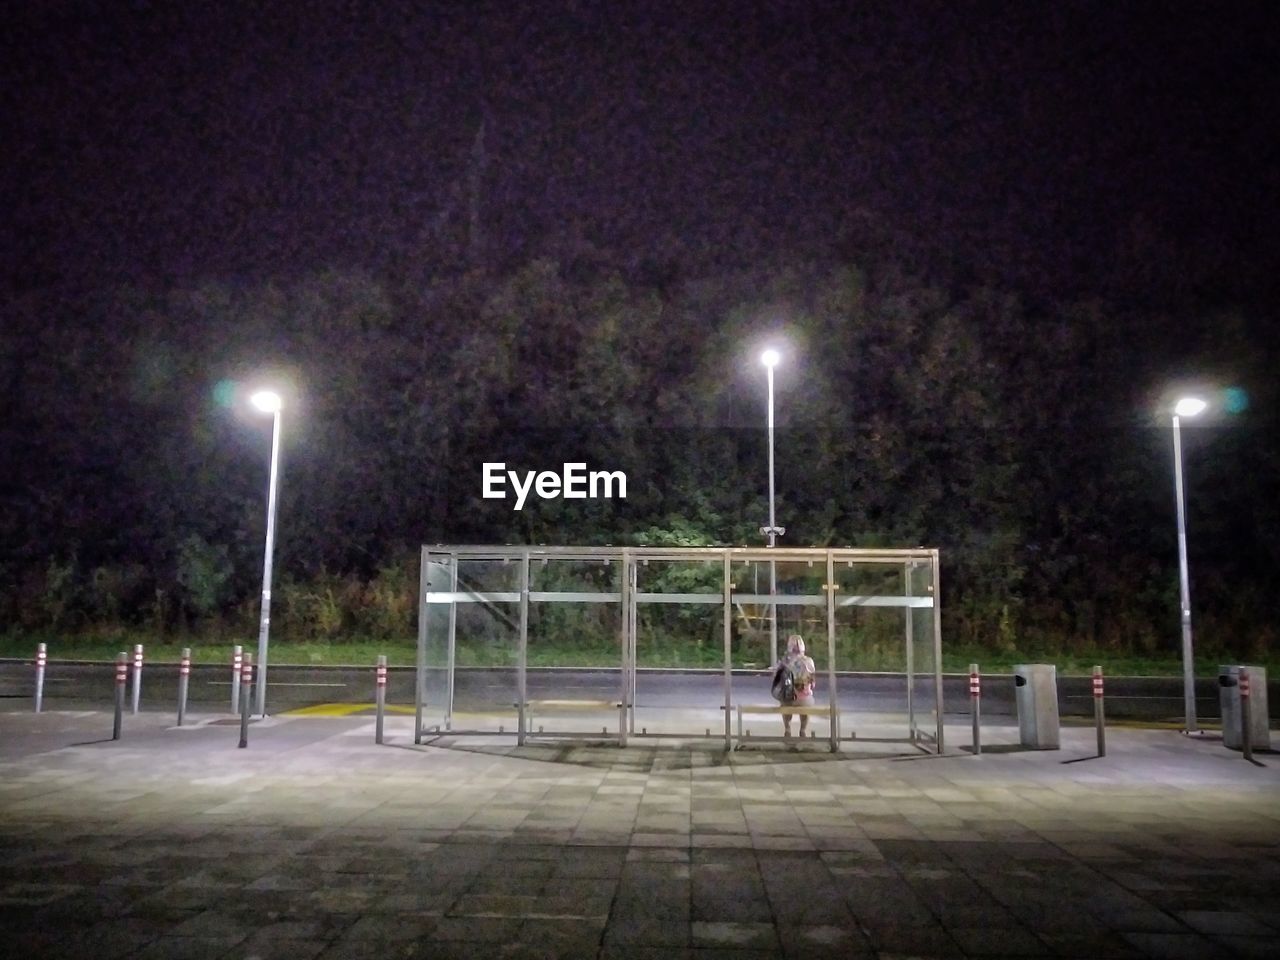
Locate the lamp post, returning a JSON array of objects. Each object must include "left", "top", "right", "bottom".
[
  {"left": 250, "top": 390, "right": 283, "bottom": 718},
  {"left": 760, "top": 349, "right": 785, "bottom": 663},
  {"left": 1171, "top": 396, "right": 1206, "bottom": 734}
]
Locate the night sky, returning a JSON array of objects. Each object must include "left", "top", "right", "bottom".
[
  {"left": 4, "top": 1, "right": 1280, "bottom": 644},
  {"left": 7, "top": 0, "right": 1279, "bottom": 304}
]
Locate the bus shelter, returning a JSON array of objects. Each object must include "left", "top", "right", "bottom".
[{"left": 415, "top": 545, "right": 943, "bottom": 753}]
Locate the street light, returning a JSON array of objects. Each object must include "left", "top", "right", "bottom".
[
  {"left": 250, "top": 390, "right": 283, "bottom": 718},
  {"left": 1171, "top": 396, "right": 1206, "bottom": 733},
  {"left": 760, "top": 349, "right": 785, "bottom": 664}
]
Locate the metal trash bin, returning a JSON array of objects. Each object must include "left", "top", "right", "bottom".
[
  {"left": 1014, "top": 664, "right": 1060, "bottom": 749},
  {"left": 1219, "top": 665, "right": 1271, "bottom": 751}
]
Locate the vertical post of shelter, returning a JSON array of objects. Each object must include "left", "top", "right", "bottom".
[
  {"left": 969, "top": 663, "right": 981, "bottom": 755},
  {"left": 616, "top": 555, "right": 627, "bottom": 748},
  {"left": 517, "top": 551, "right": 529, "bottom": 746},
  {"left": 414, "top": 548, "right": 428, "bottom": 745},
  {"left": 826, "top": 553, "right": 839, "bottom": 752},
  {"left": 628, "top": 554, "right": 639, "bottom": 736},
  {"left": 1240, "top": 667, "right": 1253, "bottom": 762},
  {"left": 1093, "top": 665, "right": 1106, "bottom": 757},
  {"left": 375, "top": 655, "right": 387, "bottom": 745},
  {"left": 113, "top": 652, "right": 127, "bottom": 740},
  {"left": 238, "top": 653, "right": 252, "bottom": 749},
  {"left": 446, "top": 554, "right": 458, "bottom": 731},
  {"left": 34, "top": 643, "right": 47, "bottom": 713},
  {"left": 722, "top": 553, "right": 733, "bottom": 751},
  {"left": 905, "top": 563, "right": 916, "bottom": 741},
  {"left": 231, "top": 645, "right": 242, "bottom": 715},
  {"left": 131, "top": 643, "right": 144, "bottom": 714},
  {"left": 177, "top": 648, "right": 191, "bottom": 726},
  {"left": 931, "top": 550, "right": 945, "bottom": 753}
]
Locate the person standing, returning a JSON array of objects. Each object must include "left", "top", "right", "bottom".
[{"left": 773, "top": 634, "right": 817, "bottom": 737}]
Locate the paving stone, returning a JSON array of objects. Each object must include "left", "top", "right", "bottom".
[
  {"left": 1176, "top": 909, "right": 1275, "bottom": 936},
  {"left": 224, "top": 938, "right": 328, "bottom": 960},
  {"left": 945, "top": 924, "right": 1048, "bottom": 955},
  {"left": 340, "top": 915, "right": 436, "bottom": 940},
  {"left": 128, "top": 936, "right": 245, "bottom": 960},
  {"left": 691, "top": 921, "right": 779, "bottom": 949},
  {"left": 429, "top": 916, "right": 523, "bottom": 942},
  {"left": 2, "top": 711, "right": 1279, "bottom": 960},
  {"left": 861, "top": 921, "right": 962, "bottom": 956},
  {"left": 1121, "top": 931, "right": 1235, "bottom": 959}
]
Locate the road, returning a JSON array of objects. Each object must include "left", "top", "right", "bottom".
[{"left": 1, "top": 659, "right": 1269, "bottom": 722}]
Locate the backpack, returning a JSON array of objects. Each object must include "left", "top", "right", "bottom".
[{"left": 771, "top": 662, "right": 798, "bottom": 704}]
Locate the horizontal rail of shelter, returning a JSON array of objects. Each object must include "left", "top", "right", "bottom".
[
  {"left": 635, "top": 592, "right": 723, "bottom": 604},
  {"left": 426, "top": 545, "right": 937, "bottom": 560},
  {"left": 519, "top": 699, "right": 623, "bottom": 709},
  {"left": 423, "top": 591, "right": 933, "bottom": 606},
  {"left": 424, "top": 591, "right": 623, "bottom": 603},
  {"left": 728, "top": 593, "right": 934, "bottom": 608}
]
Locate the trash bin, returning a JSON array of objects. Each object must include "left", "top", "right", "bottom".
[
  {"left": 1219, "top": 665, "right": 1271, "bottom": 751},
  {"left": 1014, "top": 664, "right": 1060, "bottom": 749}
]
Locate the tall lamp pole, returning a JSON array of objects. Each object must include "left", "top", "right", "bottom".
[
  {"left": 1171, "top": 396, "right": 1206, "bottom": 734},
  {"left": 251, "top": 390, "right": 283, "bottom": 718},
  {"left": 760, "top": 349, "right": 785, "bottom": 663}
]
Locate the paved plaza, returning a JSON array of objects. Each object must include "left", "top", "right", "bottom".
[{"left": 0, "top": 705, "right": 1277, "bottom": 959}]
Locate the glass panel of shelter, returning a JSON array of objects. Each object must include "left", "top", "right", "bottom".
[
  {"left": 907, "top": 556, "right": 942, "bottom": 748},
  {"left": 416, "top": 552, "right": 453, "bottom": 738},
  {"left": 631, "top": 555, "right": 727, "bottom": 740},
  {"left": 526, "top": 556, "right": 625, "bottom": 742},
  {"left": 829, "top": 556, "right": 932, "bottom": 747},
  {"left": 447, "top": 555, "right": 521, "bottom": 735},
  {"left": 728, "top": 555, "right": 834, "bottom": 745}
]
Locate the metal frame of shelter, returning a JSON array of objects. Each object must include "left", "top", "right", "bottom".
[{"left": 414, "top": 545, "right": 944, "bottom": 753}]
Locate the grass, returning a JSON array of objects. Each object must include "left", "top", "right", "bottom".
[{"left": 3, "top": 631, "right": 1273, "bottom": 676}]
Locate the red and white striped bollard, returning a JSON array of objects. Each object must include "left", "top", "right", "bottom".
[
  {"left": 238, "top": 653, "right": 253, "bottom": 748},
  {"left": 1240, "top": 667, "right": 1253, "bottom": 762},
  {"left": 131, "top": 643, "right": 144, "bottom": 714},
  {"left": 177, "top": 648, "right": 191, "bottom": 726},
  {"left": 1092, "top": 665, "right": 1106, "bottom": 757},
  {"left": 34, "top": 643, "right": 47, "bottom": 713},
  {"left": 231, "top": 645, "right": 243, "bottom": 715},
  {"left": 113, "top": 652, "right": 128, "bottom": 740},
  {"left": 969, "top": 663, "right": 981, "bottom": 755},
  {"left": 375, "top": 655, "right": 388, "bottom": 744}
]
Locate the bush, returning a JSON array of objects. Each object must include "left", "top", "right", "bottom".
[
  {"left": 355, "top": 561, "right": 415, "bottom": 640},
  {"left": 276, "top": 573, "right": 355, "bottom": 640},
  {"left": 176, "top": 535, "right": 234, "bottom": 621}
]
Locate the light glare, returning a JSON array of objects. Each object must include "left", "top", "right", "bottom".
[
  {"left": 1174, "top": 398, "right": 1207, "bottom": 418},
  {"left": 761, "top": 348, "right": 781, "bottom": 368},
  {"left": 250, "top": 390, "right": 282, "bottom": 413}
]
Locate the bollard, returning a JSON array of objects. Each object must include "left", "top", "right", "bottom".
[
  {"left": 113, "top": 652, "right": 127, "bottom": 740},
  {"left": 131, "top": 643, "right": 144, "bottom": 714},
  {"left": 177, "top": 648, "right": 191, "bottom": 727},
  {"left": 375, "top": 655, "right": 387, "bottom": 745},
  {"left": 231, "top": 645, "right": 243, "bottom": 715},
  {"left": 1241, "top": 667, "right": 1253, "bottom": 763},
  {"left": 34, "top": 642, "right": 47, "bottom": 713},
  {"left": 969, "top": 663, "right": 981, "bottom": 755},
  {"left": 1092, "top": 665, "right": 1106, "bottom": 757},
  {"left": 238, "top": 653, "right": 253, "bottom": 749}
]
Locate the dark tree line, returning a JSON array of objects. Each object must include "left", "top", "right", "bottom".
[{"left": 2, "top": 253, "right": 1275, "bottom": 658}]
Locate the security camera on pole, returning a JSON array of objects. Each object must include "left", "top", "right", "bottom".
[{"left": 760, "top": 348, "right": 786, "bottom": 664}]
